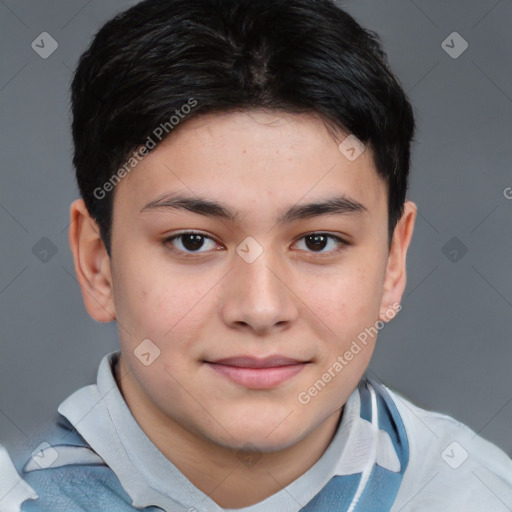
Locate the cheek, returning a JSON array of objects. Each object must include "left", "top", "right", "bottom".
[
  {"left": 113, "top": 259, "right": 215, "bottom": 351},
  {"left": 299, "top": 264, "right": 385, "bottom": 386},
  {"left": 111, "top": 259, "right": 172, "bottom": 341},
  {"left": 305, "top": 264, "right": 382, "bottom": 329}
]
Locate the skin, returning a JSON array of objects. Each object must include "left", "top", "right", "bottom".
[{"left": 69, "top": 110, "right": 416, "bottom": 508}]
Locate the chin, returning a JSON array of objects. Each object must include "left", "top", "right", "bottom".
[
  {"left": 212, "top": 419, "right": 310, "bottom": 454},
  {"left": 222, "top": 435, "right": 302, "bottom": 455}
]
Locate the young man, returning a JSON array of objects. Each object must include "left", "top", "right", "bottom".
[{"left": 1, "top": 0, "right": 511, "bottom": 510}]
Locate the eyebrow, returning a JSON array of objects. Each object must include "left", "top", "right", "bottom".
[{"left": 140, "top": 192, "right": 368, "bottom": 224}]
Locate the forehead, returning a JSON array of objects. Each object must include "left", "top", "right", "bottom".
[{"left": 112, "top": 110, "right": 387, "bottom": 223}]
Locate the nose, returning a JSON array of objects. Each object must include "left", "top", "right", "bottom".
[{"left": 219, "top": 248, "right": 299, "bottom": 336}]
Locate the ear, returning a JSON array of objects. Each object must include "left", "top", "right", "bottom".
[
  {"left": 68, "top": 199, "right": 116, "bottom": 323},
  {"left": 379, "top": 201, "right": 417, "bottom": 320}
]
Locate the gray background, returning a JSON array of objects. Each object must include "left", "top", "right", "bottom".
[{"left": 1, "top": 0, "right": 511, "bottom": 457}]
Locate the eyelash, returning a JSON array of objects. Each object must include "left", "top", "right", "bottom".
[{"left": 162, "top": 231, "right": 348, "bottom": 258}]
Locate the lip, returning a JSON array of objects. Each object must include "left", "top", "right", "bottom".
[
  {"left": 209, "top": 356, "right": 306, "bottom": 368},
  {"left": 205, "top": 356, "right": 309, "bottom": 389}
]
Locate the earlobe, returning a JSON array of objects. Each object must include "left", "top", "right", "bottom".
[
  {"left": 379, "top": 201, "right": 417, "bottom": 321},
  {"left": 68, "top": 199, "right": 116, "bottom": 323}
]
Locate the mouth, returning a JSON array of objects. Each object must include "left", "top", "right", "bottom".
[{"left": 204, "top": 355, "right": 310, "bottom": 389}]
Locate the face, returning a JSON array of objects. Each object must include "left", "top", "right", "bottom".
[{"left": 77, "top": 110, "right": 413, "bottom": 452}]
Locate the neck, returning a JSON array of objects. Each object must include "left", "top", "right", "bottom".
[{"left": 115, "top": 357, "right": 343, "bottom": 508}]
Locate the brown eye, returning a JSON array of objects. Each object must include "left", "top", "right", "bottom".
[
  {"left": 304, "top": 234, "right": 329, "bottom": 251},
  {"left": 164, "top": 232, "right": 219, "bottom": 254},
  {"left": 294, "top": 233, "right": 346, "bottom": 254}
]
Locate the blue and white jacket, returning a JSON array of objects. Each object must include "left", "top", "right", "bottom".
[{"left": 1, "top": 351, "right": 511, "bottom": 511}]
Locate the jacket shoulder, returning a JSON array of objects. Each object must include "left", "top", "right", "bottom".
[
  {"left": 385, "top": 386, "right": 512, "bottom": 511},
  {"left": 1, "top": 415, "right": 143, "bottom": 512}
]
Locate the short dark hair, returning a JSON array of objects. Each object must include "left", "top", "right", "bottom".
[{"left": 71, "top": 0, "right": 415, "bottom": 256}]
